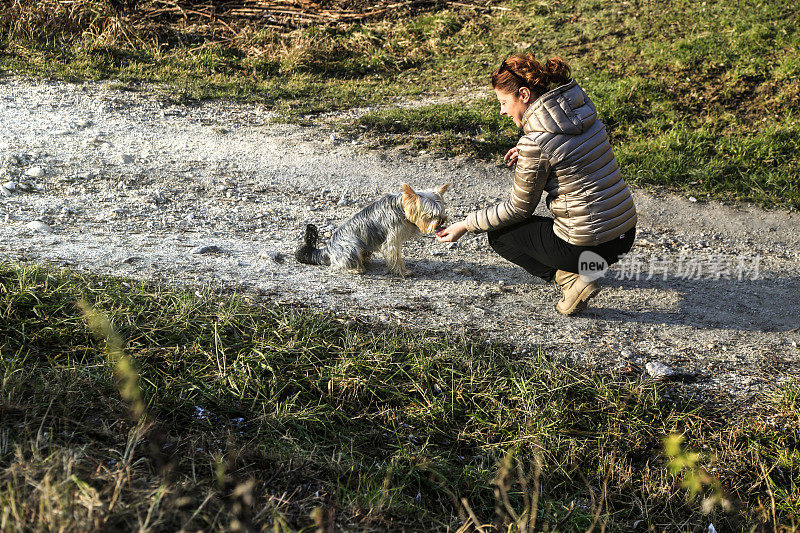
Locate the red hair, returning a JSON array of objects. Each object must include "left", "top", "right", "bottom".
[{"left": 491, "top": 54, "right": 572, "bottom": 99}]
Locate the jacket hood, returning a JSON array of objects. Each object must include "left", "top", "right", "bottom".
[{"left": 521, "top": 79, "right": 598, "bottom": 135}]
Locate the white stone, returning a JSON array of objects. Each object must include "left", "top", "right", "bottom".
[
  {"left": 2, "top": 181, "right": 16, "bottom": 192},
  {"left": 26, "top": 220, "right": 54, "bottom": 234},
  {"left": 620, "top": 348, "right": 634, "bottom": 358},
  {"left": 86, "top": 136, "right": 107, "bottom": 147},
  {"left": 25, "top": 166, "right": 45, "bottom": 178},
  {"left": 191, "top": 245, "right": 223, "bottom": 254},
  {"left": 645, "top": 361, "right": 674, "bottom": 380}
]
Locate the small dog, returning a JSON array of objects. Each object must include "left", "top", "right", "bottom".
[{"left": 295, "top": 183, "right": 450, "bottom": 277}]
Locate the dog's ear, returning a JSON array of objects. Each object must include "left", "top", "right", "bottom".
[
  {"left": 401, "top": 183, "right": 420, "bottom": 221},
  {"left": 401, "top": 183, "right": 417, "bottom": 199},
  {"left": 437, "top": 183, "right": 450, "bottom": 195}
]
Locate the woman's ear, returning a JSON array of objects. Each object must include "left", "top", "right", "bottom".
[{"left": 518, "top": 86, "right": 532, "bottom": 103}]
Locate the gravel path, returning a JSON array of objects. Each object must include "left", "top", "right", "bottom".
[{"left": 1, "top": 78, "right": 798, "bottom": 399}]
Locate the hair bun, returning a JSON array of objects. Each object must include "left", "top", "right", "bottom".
[
  {"left": 491, "top": 54, "right": 572, "bottom": 97},
  {"left": 543, "top": 57, "right": 571, "bottom": 85}
]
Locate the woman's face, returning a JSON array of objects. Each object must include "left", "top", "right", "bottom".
[{"left": 495, "top": 87, "right": 532, "bottom": 127}]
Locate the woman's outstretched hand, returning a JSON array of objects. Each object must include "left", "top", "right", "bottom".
[
  {"left": 504, "top": 146, "right": 519, "bottom": 167},
  {"left": 435, "top": 220, "right": 468, "bottom": 243}
]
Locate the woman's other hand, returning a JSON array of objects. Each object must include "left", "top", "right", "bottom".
[
  {"left": 504, "top": 146, "right": 519, "bottom": 167},
  {"left": 435, "top": 220, "right": 468, "bottom": 242}
]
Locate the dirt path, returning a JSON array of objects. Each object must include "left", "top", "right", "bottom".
[{"left": 1, "top": 78, "right": 798, "bottom": 399}]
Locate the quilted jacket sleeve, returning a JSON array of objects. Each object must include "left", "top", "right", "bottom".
[{"left": 465, "top": 136, "right": 550, "bottom": 233}]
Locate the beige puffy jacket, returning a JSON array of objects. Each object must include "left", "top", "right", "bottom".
[{"left": 465, "top": 79, "right": 637, "bottom": 246}]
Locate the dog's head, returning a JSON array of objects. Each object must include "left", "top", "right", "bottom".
[{"left": 401, "top": 182, "right": 450, "bottom": 234}]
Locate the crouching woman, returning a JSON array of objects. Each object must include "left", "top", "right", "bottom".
[{"left": 436, "top": 54, "right": 637, "bottom": 316}]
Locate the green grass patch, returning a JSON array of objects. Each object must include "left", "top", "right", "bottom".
[
  {"left": 1, "top": 263, "right": 798, "bottom": 530},
  {"left": 357, "top": 99, "right": 520, "bottom": 158}
]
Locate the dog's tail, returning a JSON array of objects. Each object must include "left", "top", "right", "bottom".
[{"left": 295, "top": 224, "right": 330, "bottom": 266}]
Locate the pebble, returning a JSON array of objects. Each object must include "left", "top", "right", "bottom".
[
  {"left": 25, "top": 166, "right": 45, "bottom": 178},
  {"left": 645, "top": 361, "right": 674, "bottom": 380},
  {"left": 1, "top": 186, "right": 11, "bottom": 197},
  {"left": 620, "top": 348, "right": 634, "bottom": 358},
  {"left": 151, "top": 190, "right": 167, "bottom": 204},
  {"left": 26, "top": 220, "right": 54, "bottom": 234},
  {"left": 337, "top": 193, "right": 349, "bottom": 206},
  {"left": 270, "top": 252, "right": 285, "bottom": 263},
  {"left": 689, "top": 196, "right": 698, "bottom": 202},
  {"left": 119, "top": 154, "right": 134, "bottom": 164},
  {"left": 17, "top": 181, "right": 31, "bottom": 192},
  {"left": 191, "top": 245, "right": 224, "bottom": 254},
  {"left": 2, "top": 181, "right": 16, "bottom": 191},
  {"left": 86, "top": 136, "right": 108, "bottom": 147}
]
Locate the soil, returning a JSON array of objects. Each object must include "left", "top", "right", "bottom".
[{"left": 1, "top": 77, "right": 798, "bottom": 400}]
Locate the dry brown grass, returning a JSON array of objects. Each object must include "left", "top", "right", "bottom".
[{"left": 1, "top": 0, "right": 141, "bottom": 45}]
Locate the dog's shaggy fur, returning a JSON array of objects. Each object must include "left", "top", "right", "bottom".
[{"left": 295, "top": 183, "right": 449, "bottom": 277}]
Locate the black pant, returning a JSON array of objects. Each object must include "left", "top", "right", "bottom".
[{"left": 487, "top": 216, "right": 636, "bottom": 283}]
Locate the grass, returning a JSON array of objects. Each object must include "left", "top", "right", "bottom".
[
  {"left": 1, "top": 1, "right": 799, "bottom": 208},
  {"left": 356, "top": 99, "right": 520, "bottom": 159},
  {"left": 1, "top": 262, "right": 799, "bottom": 530}
]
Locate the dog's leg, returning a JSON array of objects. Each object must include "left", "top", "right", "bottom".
[
  {"left": 344, "top": 250, "right": 366, "bottom": 274},
  {"left": 351, "top": 258, "right": 366, "bottom": 275},
  {"left": 383, "top": 233, "right": 410, "bottom": 278}
]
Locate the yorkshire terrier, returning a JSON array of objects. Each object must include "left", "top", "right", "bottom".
[{"left": 295, "top": 183, "right": 450, "bottom": 277}]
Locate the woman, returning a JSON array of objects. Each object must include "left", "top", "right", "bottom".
[{"left": 436, "top": 54, "right": 637, "bottom": 316}]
